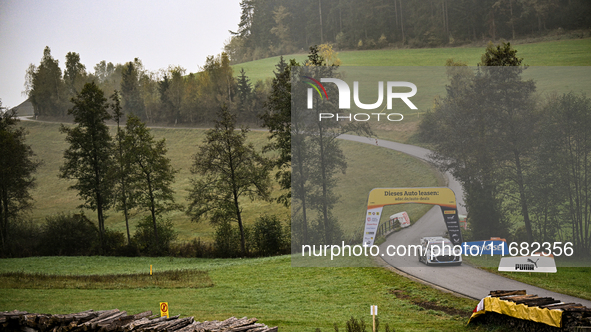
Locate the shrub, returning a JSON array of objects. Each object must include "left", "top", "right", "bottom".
[
  {"left": 330, "top": 317, "right": 393, "bottom": 332},
  {"left": 171, "top": 238, "right": 215, "bottom": 258},
  {"left": 214, "top": 221, "right": 244, "bottom": 257},
  {"left": 335, "top": 32, "right": 349, "bottom": 49},
  {"left": 378, "top": 34, "right": 388, "bottom": 48},
  {"left": 365, "top": 38, "right": 377, "bottom": 49},
  {"left": 252, "top": 214, "right": 288, "bottom": 256},
  {"left": 132, "top": 216, "right": 177, "bottom": 256},
  {"left": 102, "top": 228, "right": 126, "bottom": 256},
  {"left": 38, "top": 213, "right": 98, "bottom": 256},
  {"left": 1, "top": 219, "right": 42, "bottom": 257}
]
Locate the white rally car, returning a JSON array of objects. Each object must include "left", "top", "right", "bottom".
[{"left": 418, "top": 236, "right": 462, "bottom": 266}]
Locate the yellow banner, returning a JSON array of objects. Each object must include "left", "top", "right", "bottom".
[
  {"left": 366, "top": 187, "right": 457, "bottom": 209},
  {"left": 468, "top": 296, "right": 562, "bottom": 328}
]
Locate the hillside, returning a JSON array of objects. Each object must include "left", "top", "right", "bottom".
[
  {"left": 21, "top": 120, "right": 442, "bottom": 243},
  {"left": 232, "top": 38, "right": 591, "bottom": 144},
  {"left": 232, "top": 38, "right": 591, "bottom": 83}
]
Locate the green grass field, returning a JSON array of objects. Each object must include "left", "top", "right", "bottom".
[
  {"left": 20, "top": 121, "right": 287, "bottom": 241},
  {"left": 0, "top": 256, "right": 478, "bottom": 331},
  {"left": 233, "top": 38, "right": 591, "bottom": 82},
  {"left": 233, "top": 38, "right": 591, "bottom": 144}
]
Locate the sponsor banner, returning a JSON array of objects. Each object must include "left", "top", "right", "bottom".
[
  {"left": 498, "top": 256, "right": 557, "bottom": 273},
  {"left": 439, "top": 206, "right": 463, "bottom": 246},
  {"left": 362, "top": 187, "right": 463, "bottom": 247},
  {"left": 366, "top": 187, "right": 457, "bottom": 209},
  {"left": 363, "top": 207, "right": 383, "bottom": 247},
  {"left": 389, "top": 211, "right": 410, "bottom": 228},
  {"left": 461, "top": 240, "right": 508, "bottom": 255}
]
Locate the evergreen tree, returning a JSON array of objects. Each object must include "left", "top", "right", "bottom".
[
  {"left": 121, "top": 59, "right": 145, "bottom": 119},
  {"left": 236, "top": 68, "right": 253, "bottom": 121},
  {"left": 261, "top": 56, "right": 295, "bottom": 206},
  {"left": 165, "top": 66, "right": 186, "bottom": 124},
  {"left": 28, "top": 46, "right": 67, "bottom": 117},
  {"left": 301, "top": 46, "right": 346, "bottom": 245},
  {"left": 64, "top": 52, "right": 87, "bottom": 97},
  {"left": 158, "top": 74, "right": 173, "bottom": 122}
]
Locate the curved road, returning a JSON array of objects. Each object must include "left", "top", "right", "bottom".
[{"left": 339, "top": 134, "right": 591, "bottom": 307}]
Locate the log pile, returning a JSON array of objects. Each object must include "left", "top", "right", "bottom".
[
  {"left": 477, "top": 290, "right": 591, "bottom": 331},
  {"left": 0, "top": 309, "right": 278, "bottom": 332}
]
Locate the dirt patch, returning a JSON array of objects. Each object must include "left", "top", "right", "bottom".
[
  {"left": 390, "top": 289, "right": 472, "bottom": 317},
  {"left": 0, "top": 270, "right": 214, "bottom": 289}
]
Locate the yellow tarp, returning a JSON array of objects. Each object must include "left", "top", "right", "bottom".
[{"left": 468, "top": 296, "right": 563, "bottom": 328}]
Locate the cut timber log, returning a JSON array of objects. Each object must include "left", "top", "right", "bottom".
[
  {"left": 0, "top": 309, "right": 276, "bottom": 332},
  {"left": 471, "top": 290, "right": 591, "bottom": 331},
  {"left": 490, "top": 290, "right": 526, "bottom": 297}
]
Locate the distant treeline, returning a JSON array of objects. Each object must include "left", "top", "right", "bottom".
[
  {"left": 24, "top": 47, "right": 268, "bottom": 124},
  {"left": 225, "top": 0, "right": 591, "bottom": 63}
]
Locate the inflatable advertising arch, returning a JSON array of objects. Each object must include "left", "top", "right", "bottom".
[{"left": 363, "top": 187, "right": 463, "bottom": 247}]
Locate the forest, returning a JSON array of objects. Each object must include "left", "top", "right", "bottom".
[
  {"left": 224, "top": 0, "right": 591, "bottom": 63},
  {"left": 24, "top": 47, "right": 268, "bottom": 125}
]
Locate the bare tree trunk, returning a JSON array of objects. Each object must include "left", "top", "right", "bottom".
[
  {"left": 400, "top": 0, "right": 405, "bottom": 44},
  {"left": 296, "top": 148, "right": 308, "bottom": 245},
  {"left": 233, "top": 186, "right": 246, "bottom": 257},
  {"left": 117, "top": 123, "right": 132, "bottom": 245},
  {"left": 317, "top": 124, "right": 330, "bottom": 244},
  {"left": 394, "top": 0, "right": 398, "bottom": 28},
  {"left": 227, "top": 142, "right": 246, "bottom": 256},
  {"left": 339, "top": 0, "right": 342, "bottom": 32},
  {"left": 319, "top": 0, "right": 324, "bottom": 44},
  {"left": 445, "top": 0, "right": 449, "bottom": 35},
  {"left": 491, "top": 10, "right": 496, "bottom": 40},
  {"left": 146, "top": 173, "right": 159, "bottom": 244},
  {"left": 0, "top": 191, "right": 7, "bottom": 252},
  {"left": 442, "top": 0, "right": 447, "bottom": 35},
  {"left": 514, "top": 150, "right": 533, "bottom": 242},
  {"left": 293, "top": 114, "right": 308, "bottom": 246},
  {"left": 509, "top": 0, "right": 516, "bottom": 39}
]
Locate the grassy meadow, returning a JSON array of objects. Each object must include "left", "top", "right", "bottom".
[
  {"left": 21, "top": 120, "right": 441, "bottom": 243},
  {"left": 21, "top": 121, "right": 286, "bottom": 241},
  {"left": 0, "top": 256, "right": 478, "bottom": 331},
  {"left": 235, "top": 38, "right": 591, "bottom": 143},
  {"left": 233, "top": 38, "right": 591, "bottom": 82}
]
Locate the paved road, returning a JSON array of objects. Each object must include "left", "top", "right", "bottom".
[{"left": 339, "top": 134, "right": 591, "bottom": 306}]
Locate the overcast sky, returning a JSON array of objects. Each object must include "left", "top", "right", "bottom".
[{"left": 0, "top": 0, "right": 241, "bottom": 108}]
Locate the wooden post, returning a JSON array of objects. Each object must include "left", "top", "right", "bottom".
[
  {"left": 150, "top": 265, "right": 153, "bottom": 276},
  {"left": 371, "top": 305, "right": 377, "bottom": 332}
]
